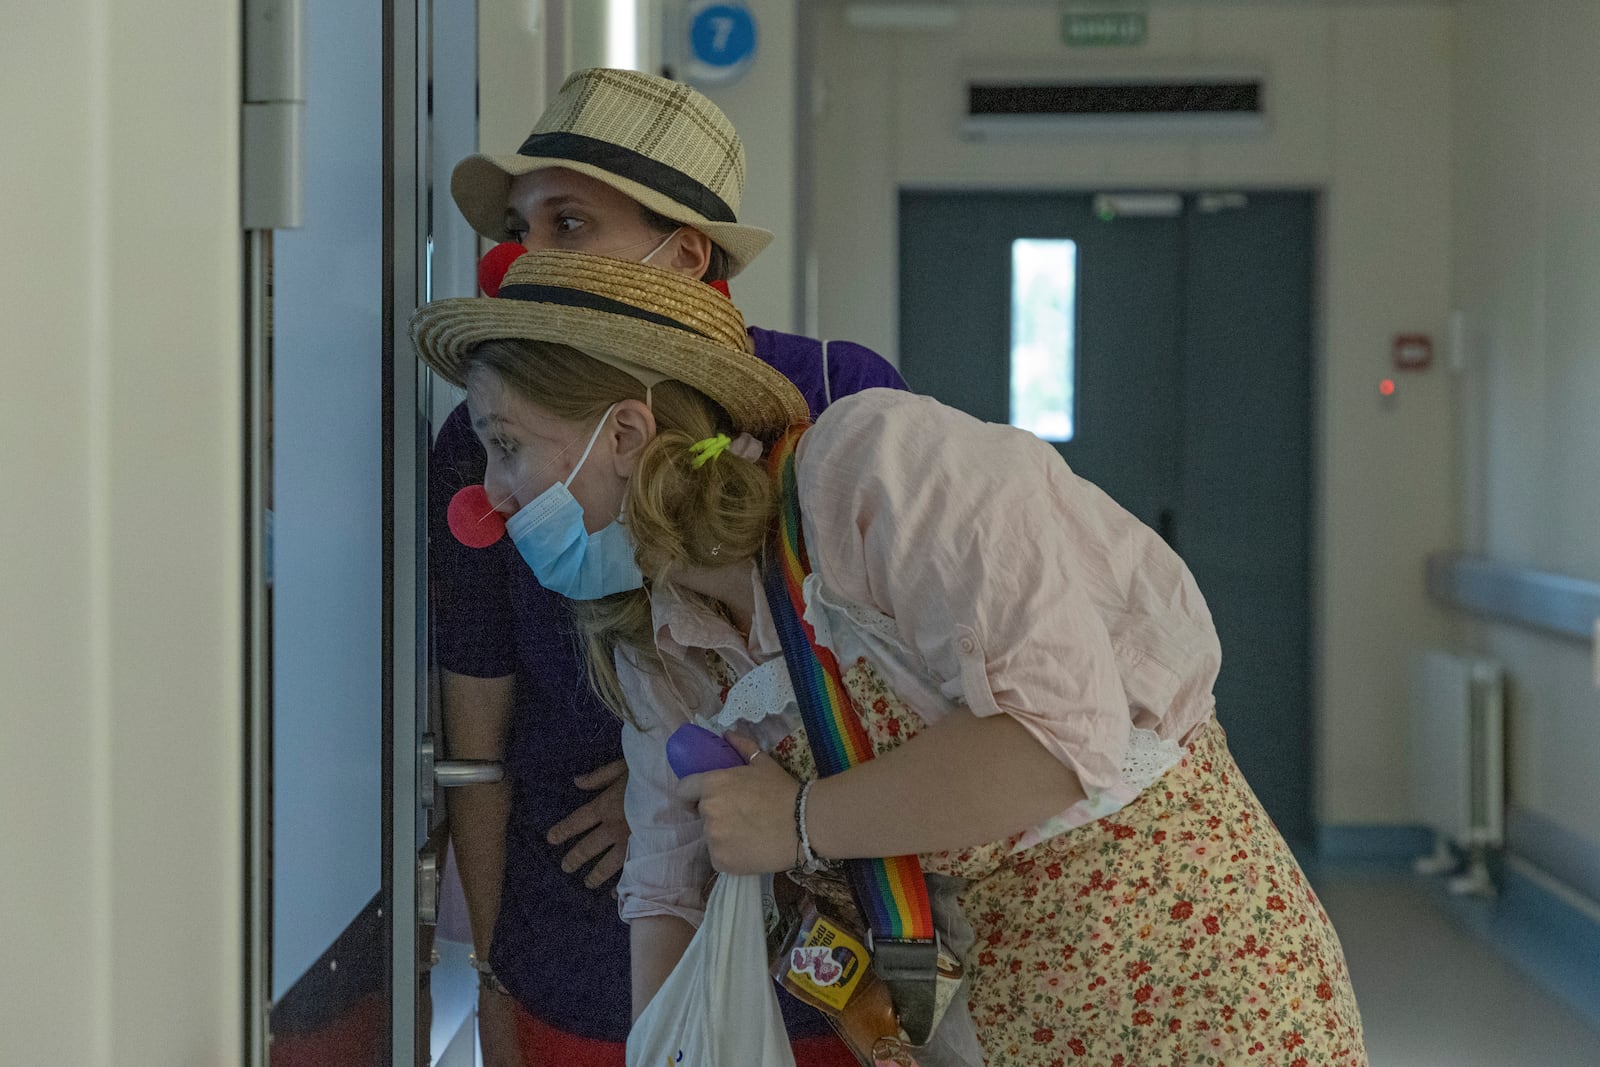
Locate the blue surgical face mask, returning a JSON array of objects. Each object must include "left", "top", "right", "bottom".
[{"left": 504, "top": 404, "right": 645, "bottom": 599}]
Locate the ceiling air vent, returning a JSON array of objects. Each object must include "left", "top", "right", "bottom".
[{"left": 963, "top": 69, "right": 1266, "bottom": 138}]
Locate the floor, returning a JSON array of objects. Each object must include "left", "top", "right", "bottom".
[{"left": 1315, "top": 871, "right": 1600, "bottom": 1066}]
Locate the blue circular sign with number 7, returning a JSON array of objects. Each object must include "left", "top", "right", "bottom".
[{"left": 687, "top": 1, "right": 757, "bottom": 85}]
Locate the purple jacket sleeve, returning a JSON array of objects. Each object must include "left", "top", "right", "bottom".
[
  {"left": 429, "top": 400, "right": 519, "bottom": 678},
  {"left": 746, "top": 326, "right": 907, "bottom": 419}
]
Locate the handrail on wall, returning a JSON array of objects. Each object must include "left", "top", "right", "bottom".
[{"left": 1427, "top": 552, "right": 1600, "bottom": 642}]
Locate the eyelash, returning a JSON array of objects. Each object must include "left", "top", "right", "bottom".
[
  {"left": 490, "top": 437, "right": 517, "bottom": 457},
  {"left": 503, "top": 214, "right": 584, "bottom": 241}
]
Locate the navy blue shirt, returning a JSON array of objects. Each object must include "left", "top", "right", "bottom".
[{"left": 429, "top": 328, "right": 907, "bottom": 1039}]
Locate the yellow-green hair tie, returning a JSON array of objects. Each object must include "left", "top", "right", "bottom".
[{"left": 688, "top": 433, "right": 733, "bottom": 469}]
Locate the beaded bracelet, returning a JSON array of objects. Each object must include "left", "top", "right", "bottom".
[
  {"left": 794, "top": 779, "right": 832, "bottom": 873},
  {"left": 793, "top": 782, "right": 807, "bottom": 870}
]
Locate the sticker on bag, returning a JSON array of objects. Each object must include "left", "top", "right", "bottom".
[{"left": 775, "top": 905, "right": 870, "bottom": 1013}]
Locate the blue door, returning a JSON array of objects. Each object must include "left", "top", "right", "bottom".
[{"left": 900, "top": 191, "right": 1316, "bottom": 844}]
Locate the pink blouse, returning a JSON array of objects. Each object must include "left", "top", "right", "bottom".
[{"left": 615, "top": 389, "right": 1221, "bottom": 927}]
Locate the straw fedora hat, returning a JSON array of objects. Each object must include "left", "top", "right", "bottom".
[
  {"left": 452, "top": 68, "right": 773, "bottom": 276},
  {"left": 411, "top": 248, "right": 808, "bottom": 437}
]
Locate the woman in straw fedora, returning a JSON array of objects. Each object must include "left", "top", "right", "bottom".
[
  {"left": 430, "top": 68, "right": 903, "bottom": 1065},
  {"left": 413, "top": 248, "right": 1367, "bottom": 1067}
]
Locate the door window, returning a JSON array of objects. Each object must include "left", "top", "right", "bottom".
[{"left": 1010, "top": 238, "right": 1078, "bottom": 442}]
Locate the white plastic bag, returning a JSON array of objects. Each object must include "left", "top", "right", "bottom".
[{"left": 626, "top": 873, "right": 797, "bottom": 1067}]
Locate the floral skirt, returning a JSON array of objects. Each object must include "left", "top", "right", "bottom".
[
  {"left": 949, "top": 720, "right": 1366, "bottom": 1067},
  {"left": 757, "top": 655, "right": 1366, "bottom": 1066}
]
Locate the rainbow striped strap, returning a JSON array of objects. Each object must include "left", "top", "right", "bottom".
[{"left": 762, "top": 429, "right": 939, "bottom": 1042}]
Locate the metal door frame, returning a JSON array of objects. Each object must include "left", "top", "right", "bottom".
[
  {"left": 241, "top": 0, "right": 431, "bottom": 1060},
  {"left": 389, "top": 0, "right": 429, "bottom": 1058}
]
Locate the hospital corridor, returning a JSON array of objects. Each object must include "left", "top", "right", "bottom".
[{"left": 4, "top": 1, "right": 1598, "bottom": 1065}]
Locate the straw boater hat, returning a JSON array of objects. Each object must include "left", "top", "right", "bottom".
[
  {"left": 410, "top": 247, "right": 808, "bottom": 437},
  {"left": 451, "top": 68, "right": 773, "bottom": 276}
]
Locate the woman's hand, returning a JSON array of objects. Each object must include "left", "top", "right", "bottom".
[{"left": 678, "top": 734, "right": 801, "bottom": 875}]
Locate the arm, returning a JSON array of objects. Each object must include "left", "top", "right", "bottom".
[
  {"left": 440, "top": 670, "right": 515, "bottom": 957},
  {"left": 811, "top": 707, "right": 1082, "bottom": 860},
  {"left": 690, "top": 709, "right": 1086, "bottom": 874},
  {"left": 694, "top": 393, "right": 1140, "bottom": 874},
  {"left": 430, "top": 402, "right": 524, "bottom": 1064},
  {"left": 630, "top": 915, "right": 697, "bottom": 1021},
  {"left": 440, "top": 670, "right": 523, "bottom": 1067},
  {"left": 798, "top": 391, "right": 1132, "bottom": 795},
  {"left": 612, "top": 654, "right": 720, "bottom": 1014},
  {"left": 430, "top": 405, "right": 518, "bottom": 947}
]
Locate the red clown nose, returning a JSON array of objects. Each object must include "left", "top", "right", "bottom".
[
  {"left": 447, "top": 484, "right": 507, "bottom": 548},
  {"left": 478, "top": 241, "right": 528, "bottom": 297}
]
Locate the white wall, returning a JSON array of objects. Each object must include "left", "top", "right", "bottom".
[
  {"left": 1453, "top": 0, "right": 1600, "bottom": 861},
  {"left": 480, "top": 1, "right": 550, "bottom": 164},
  {"left": 808, "top": 1, "right": 1458, "bottom": 827},
  {"left": 0, "top": 2, "right": 243, "bottom": 1063},
  {"left": 692, "top": 0, "right": 801, "bottom": 332}
]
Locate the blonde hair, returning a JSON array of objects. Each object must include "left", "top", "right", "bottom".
[{"left": 464, "top": 338, "right": 776, "bottom": 720}]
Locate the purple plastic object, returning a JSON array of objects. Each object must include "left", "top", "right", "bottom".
[{"left": 666, "top": 724, "right": 746, "bottom": 778}]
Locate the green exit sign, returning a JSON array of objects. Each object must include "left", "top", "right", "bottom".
[{"left": 1063, "top": 11, "right": 1148, "bottom": 47}]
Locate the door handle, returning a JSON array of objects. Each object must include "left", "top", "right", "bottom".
[
  {"left": 419, "top": 733, "right": 505, "bottom": 810},
  {"left": 435, "top": 760, "right": 505, "bottom": 786}
]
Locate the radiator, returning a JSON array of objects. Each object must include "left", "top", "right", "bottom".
[{"left": 1410, "top": 651, "right": 1505, "bottom": 893}]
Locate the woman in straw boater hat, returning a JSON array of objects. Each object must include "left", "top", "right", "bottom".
[
  {"left": 412, "top": 248, "right": 1367, "bottom": 1067},
  {"left": 431, "top": 68, "right": 904, "bottom": 1065}
]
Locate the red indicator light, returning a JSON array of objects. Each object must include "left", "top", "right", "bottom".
[{"left": 1379, "top": 378, "right": 1397, "bottom": 398}]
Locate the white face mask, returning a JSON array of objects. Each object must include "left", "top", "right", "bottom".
[
  {"left": 638, "top": 227, "right": 681, "bottom": 265},
  {"left": 503, "top": 404, "right": 645, "bottom": 600}
]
